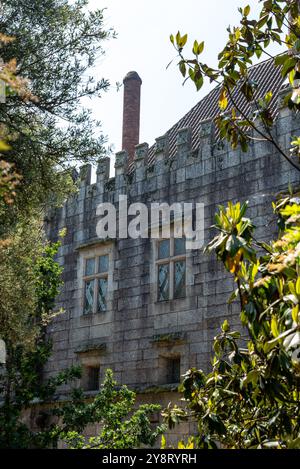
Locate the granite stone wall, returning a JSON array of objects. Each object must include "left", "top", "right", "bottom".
[{"left": 43, "top": 87, "right": 300, "bottom": 443}]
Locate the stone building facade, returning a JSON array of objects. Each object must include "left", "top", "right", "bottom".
[{"left": 44, "top": 58, "right": 300, "bottom": 442}]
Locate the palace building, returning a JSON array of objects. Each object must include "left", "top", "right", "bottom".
[{"left": 42, "top": 58, "right": 299, "bottom": 442}]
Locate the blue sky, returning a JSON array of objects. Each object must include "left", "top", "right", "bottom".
[{"left": 86, "top": 0, "right": 282, "bottom": 158}]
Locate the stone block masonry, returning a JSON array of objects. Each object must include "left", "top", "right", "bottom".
[{"left": 44, "top": 85, "right": 300, "bottom": 441}]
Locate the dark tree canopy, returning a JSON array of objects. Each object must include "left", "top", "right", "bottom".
[{"left": 0, "top": 0, "right": 114, "bottom": 223}]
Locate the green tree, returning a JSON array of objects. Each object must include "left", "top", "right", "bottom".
[
  {"left": 1, "top": 2, "right": 162, "bottom": 450},
  {"left": 170, "top": 0, "right": 300, "bottom": 172},
  {"left": 163, "top": 197, "right": 300, "bottom": 449},
  {"left": 0, "top": 234, "right": 164, "bottom": 449},
  {"left": 0, "top": 230, "right": 67, "bottom": 447},
  {"left": 61, "top": 370, "right": 165, "bottom": 450},
  {"left": 0, "top": 32, "right": 29, "bottom": 211},
  {"left": 161, "top": 0, "right": 300, "bottom": 449},
  {"left": 0, "top": 232, "right": 164, "bottom": 449},
  {"left": 0, "top": 0, "right": 114, "bottom": 227}
]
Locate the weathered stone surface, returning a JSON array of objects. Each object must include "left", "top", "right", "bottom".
[{"left": 43, "top": 96, "right": 300, "bottom": 444}]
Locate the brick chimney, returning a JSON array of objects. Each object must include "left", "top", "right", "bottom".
[{"left": 122, "top": 71, "right": 142, "bottom": 162}]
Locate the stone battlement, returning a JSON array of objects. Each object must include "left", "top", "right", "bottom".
[
  {"left": 62, "top": 87, "right": 298, "bottom": 220},
  {"left": 44, "top": 83, "right": 300, "bottom": 446}
]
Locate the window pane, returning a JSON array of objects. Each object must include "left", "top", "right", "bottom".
[
  {"left": 84, "top": 280, "right": 94, "bottom": 314},
  {"left": 158, "top": 240, "right": 170, "bottom": 259},
  {"left": 167, "top": 358, "right": 181, "bottom": 384},
  {"left": 158, "top": 264, "right": 169, "bottom": 301},
  {"left": 174, "top": 261, "right": 186, "bottom": 299},
  {"left": 85, "top": 258, "right": 95, "bottom": 276},
  {"left": 174, "top": 238, "right": 186, "bottom": 256},
  {"left": 86, "top": 367, "right": 100, "bottom": 391},
  {"left": 97, "top": 277, "right": 108, "bottom": 312},
  {"left": 98, "top": 255, "right": 109, "bottom": 273}
]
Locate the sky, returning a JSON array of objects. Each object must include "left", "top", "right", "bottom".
[{"left": 86, "top": 0, "right": 282, "bottom": 162}]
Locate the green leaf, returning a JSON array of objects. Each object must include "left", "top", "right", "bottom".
[
  {"left": 271, "top": 317, "right": 279, "bottom": 338},
  {"left": 296, "top": 277, "right": 300, "bottom": 295},
  {"left": 281, "top": 57, "right": 297, "bottom": 78},
  {"left": 267, "top": 327, "right": 297, "bottom": 348},
  {"left": 195, "top": 74, "right": 204, "bottom": 91},
  {"left": 287, "top": 437, "right": 300, "bottom": 449},
  {"left": 243, "top": 5, "right": 250, "bottom": 16},
  {"left": 242, "top": 370, "right": 259, "bottom": 387},
  {"left": 219, "top": 88, "right": 228, "bottom": 110},
  {"left": 264, "top": 91, "right": 273, "bottom": 105},
  {"left": 179, "top": 61, "right": 186, "bottom": 77},
  {"left": 180, "top": 34, "right": 188, "bottom": 48},
  {"left": 222, "top": 320, "right": 230, "bottom": 333},
  {"left": 257, "top": 14, "right": 269, "bottom": 29},
  {"left": 0, "top": 141, "right": 11, "bottom": 151},
  {"left": 274, "top": 53, "right": 290, "bottom": 66},
  {"left": 197, "top": 41, "right": 204, "bottom": 55},
  {"left": 193, "top": 40, "right": 199, "bottom": 55}
]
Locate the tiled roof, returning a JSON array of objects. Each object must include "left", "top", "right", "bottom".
[{"left": 146, "top": 57, "right": 286, "bottom": 166}]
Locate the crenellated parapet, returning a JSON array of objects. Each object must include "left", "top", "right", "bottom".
[
  {"left": 57, "top": 84, "right": 297, "bottom": 228},
  {"left": 114, "top": 150, "right": 128, "bottom": 195},
  {"left": 135, "top": 142, "right": 148, "bottom": 164},
  {"left": 74, "top": 118, "right": 216, "bottom": 201},
  {"left": 177, "top": 127, "right": 192, "bottom": 149},
  {"left": 133, "top": 143, "right": 148, "bottom": 186},
  {"left": 155, "top": 135, "right": 169, "bottom": 160},
  {"left": 43, "top": 65, "right": 300, "bottom": 413},
  {"left": 96, "top": 157, "right": 110, "bottom": 185},
  {"left": 79, "top": 164, "right": 92, "bottom": 186}
]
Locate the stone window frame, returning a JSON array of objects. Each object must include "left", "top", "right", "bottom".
[
  {"left": 83, "top": 255, "right": 109, "bottom": 314},
  {"left": 156, "top": 235, "right": 187, "bottom": 302},
  {"left": 149, "top": 223, "right": 194, "bottom": 307},
  {"left": 85, "top": 365, "right": 100, "bottom": 392},
  {"left": 78, "top": 242, "right": 115, "bottom": 316},
  {"left": 158, "top": 353, "right": 181, "bottom": 385},
  {"left": 76, "top": 350, "right": 102, "bottom": 393}
]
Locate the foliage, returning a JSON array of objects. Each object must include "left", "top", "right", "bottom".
[
  {"left": 0, "top": 32, "right": 29, "bottom": 210},
  {"left": 0, "top": 32, "right": 33, "bottom": 101},
  {"left": 0, "top": 159, "right": 20, "bottom": 207},
  {"left": 0, "top": 233, "right": 163, "bottom": 449},
  {"left": 163, "top": 196, "right": 300, "bottom": 449},
  {"left": 0, "top": 231, "right": 67, "bottom": 448},
  {"left": 0, "top": 356, "right": 164, "bottom": 449},
  {"left": 161, "top": 434, "right": 195, "bottom": 450},
  {"left": 0, "top": 221, "right": 48, "bottom": 348},
  {"left": 62, "top": 370, "right": 165, "bottom": 449},
  {"left": 0, "top": 0, "right": 166, "bottom": 452},
  {"left": 170, "top": 0, "right": 300, "bottom": 171},
  {"left": 0, "top": 0, "right": 114, "bottom": 231}
]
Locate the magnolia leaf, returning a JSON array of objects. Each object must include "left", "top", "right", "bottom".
[
  {"left": 281, "top": 57, "right": 297, "bottom": 77},
  {"left": 222, "top": 320, "right": 230, "bottom": 333},
  {"left": 271, "top": 317, "right": 279, "bottom": 338},
  {"left": 0, "top": 140, "right": 11, "bottom": 151},
  {"left": 197, "top": 41, "right": 204, "bottom": 55},
  {"left": 296, "top": 277, "right": 300, "bottom": 296},
  {"left": 219, "top": 88, "right": 228, "bottom": 111},
  {"left": 244, "top": 5, "right": 250, "bottom": 16},
  {"left": 180, "top": 34, "right": 188, "bottom": 48}
]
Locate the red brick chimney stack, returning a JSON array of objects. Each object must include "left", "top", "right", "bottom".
[{"left": 122, "top": 71, "right": 142, "bottom": 162}]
